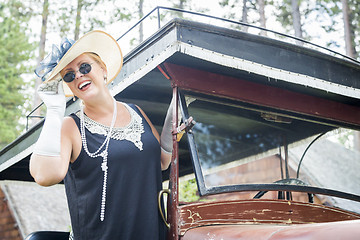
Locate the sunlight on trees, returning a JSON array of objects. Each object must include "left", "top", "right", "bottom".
[{"left": 0, "top": 0, "right": 35, "bottom": 148}]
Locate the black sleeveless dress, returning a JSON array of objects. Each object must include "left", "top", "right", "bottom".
[{"left": 64, "top": 103, "right": 166, "bottom": 240}]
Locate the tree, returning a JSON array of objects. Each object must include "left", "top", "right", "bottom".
[
  {"left": 341, "top": 0, "right": 357, "bottom": 58},
  {"left": 74, "top": 0, "right": 105, "bottom": 40},
  {"left": 74, "top": 0, "right": 83, "bottom": 40},
  {"left": 220, "top": 0, "right": 246, "bottom": 29},
  {"left": 275, "top": 0, "right": 307, "bottom": 43},
  {"left": 291, "top": 0, "right": 304, "bottom": 42},
  {"left": 167, "top": 0, "right": 210, "bottom": 19},
  {"left": 0, "top": 0, "right": 35, "bottom": 148},
  {"left": 242, "top": 0, "right": 249, "bottom": 32},
  {"left": 341, "top": 0, "right": 360, "bottom": 151},
  {"left": 172, "top": 0, "right": 190, "bottom": 17},
  {"left": 179, "top": 178, "right": 200, "bottom": 202},
  {"left": 139, "top": 0, "right": 144, "bottom": 43},
  {"left": 316, "top": 0, "right": 360, "bottom": 151},
  {"left": 220, "top": 0, "right": 268, "bottom": 33},
  {"left": 32, "top": 0, "right": 49, "bottom": 126},
  {"left": 47, "top": 0, "right": 108, "bottom": 41},
  {"left": 258, "top": 0, "right": 267, "bottom": 36}
]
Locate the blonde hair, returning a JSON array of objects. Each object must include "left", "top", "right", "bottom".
[{"left": 84, "top": 52, "right": 107, "bottom": 70}]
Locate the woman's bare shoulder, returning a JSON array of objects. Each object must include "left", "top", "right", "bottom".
[{"left": 62, "top": 115, "right": 78, "bottom": 135}]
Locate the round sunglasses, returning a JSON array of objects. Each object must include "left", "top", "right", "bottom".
[{"left": 63, "top": 62, "right": 94, "bottom": 83}]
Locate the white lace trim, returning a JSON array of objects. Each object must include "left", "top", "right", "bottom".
[{"left": 76, "top": 103, "right": 144, "bottom": 151}]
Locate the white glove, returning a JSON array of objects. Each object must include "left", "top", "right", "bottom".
[
  {"left": 33, "top": 79, "right": 66, "bottom": 156},
  {"left": 160, "top": 97, "right": 174, "bottom": 154},
  {"left": 160, "top": 96, "right": 196, "bottom": 154}
]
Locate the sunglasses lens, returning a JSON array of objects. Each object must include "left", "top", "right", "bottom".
[
  {"left": 62, "top": 63, "right": 92, "bottom": 83},
  {"left": 63, "top": 72, "right": 75, "bottom": 83},
  {"left": 79, "top": 63, "right": 92, "bottom": 74}
]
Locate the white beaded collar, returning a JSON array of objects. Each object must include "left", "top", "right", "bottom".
[{"left": 76, "top": 103, "right": 144, "bottom": 151}]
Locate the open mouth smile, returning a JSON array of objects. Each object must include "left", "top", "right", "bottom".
[{"left": 78, "top": 80, "right": 92, "bottom": 90}]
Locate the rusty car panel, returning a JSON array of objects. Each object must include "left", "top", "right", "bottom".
[
  {"left": 178, "top": 199, "right": 360, "bottom": 235},
  {"left": 181, "top": 219, "right": 360, "bottom": 240}
]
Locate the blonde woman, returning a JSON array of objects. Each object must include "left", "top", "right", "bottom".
[{"left": 30, "top": 30, "right": 172, "bottom": 240}]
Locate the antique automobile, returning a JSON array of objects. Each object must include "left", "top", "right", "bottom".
[{"left": 1, "top": 7, "right": 360, "bottom": 240}]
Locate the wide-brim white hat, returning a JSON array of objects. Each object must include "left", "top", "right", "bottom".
[{"left": 43, "top": 30, "right": 123, "bottom": 97}]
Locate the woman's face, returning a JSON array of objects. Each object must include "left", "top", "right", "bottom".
[{"left": 61, "top": 54, "right": 107, "bottom": 100}]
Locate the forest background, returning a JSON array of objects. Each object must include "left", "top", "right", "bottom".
[{"left": 0, "top": 0, "right": 359, "bottom": 150}]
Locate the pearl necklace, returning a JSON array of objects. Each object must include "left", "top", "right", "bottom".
[{"left": 80, "top": 99, "right": 117, "bottom": 222}]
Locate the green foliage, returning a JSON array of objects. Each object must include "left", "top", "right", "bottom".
[
  {"left": 179, "top": 178, "right": 200, "bottom": 202},
  {"left": 349, "top": 0, "right": 360, "bottom": 58},
  {"left": 0, "top": 0, "right": 35, "bottom": 148},
  {"left": 219, "top": 0, "right": 260, "bottom": 30},
  {"left": 165, "top": 0, "right": 210, "bottom": 19},
  {"left": 274, "top": 0, "right": 312, "bottom": 37},
  {"left": 56, "top": 4, "right": 74, "bottom": 38},
  {"left": 275, "top": 0, "right": 293, "bottom": 29},
  {"left": 314, "top": 0, "right": 342, "bottom": 49},
  {"left": 49, "top": 0, "right": 106, "bottom": 39},
  {"left": 335, "top": 129, "right": 354, "bottom": 149},
  {"left": 314, "top": 0, "right": 360, "bottom": 58},
  {"left": 51, "top": 0, "right": 135, "bottom": 39}
]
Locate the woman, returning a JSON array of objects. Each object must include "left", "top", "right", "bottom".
[{"left": 30, "top": 30, "right": 172, "bottom": 240}]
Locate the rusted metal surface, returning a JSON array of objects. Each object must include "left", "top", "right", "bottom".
[
  {"left": 180, "top": 219, "right": 360, "bottom": 240},
  {"left": 178, "top": 199, "right": 360, "bottom": 236},
  {"left": 167, "top": 86, "right": 180, "bottom": 239},
  {"left": 163, "top": 62, "right": 360, "bottom": 128}
]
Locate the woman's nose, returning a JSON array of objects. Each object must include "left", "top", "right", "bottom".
[{"left": 74, "top": 69, "right": 84, "bottom": 79}]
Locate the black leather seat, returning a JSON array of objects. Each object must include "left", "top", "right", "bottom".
[{"left": 25, "top": 231, "right": 70, "bottom": 240}]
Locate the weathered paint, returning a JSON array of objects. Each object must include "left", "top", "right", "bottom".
[
  {"left": 180, "top": 220, "right": 360, "bottom": 240},
  {"left": 167, "top": 87, "right": 180, "bottom": 239},
  {"left": 164, "top": 62, "right": 360, "bottom": 128},
  {"left": 178, "top": 199, "right": 360, "bottom": 236}
]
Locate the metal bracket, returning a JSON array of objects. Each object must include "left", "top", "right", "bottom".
[{"left": 173, "top": 116, "right": 196, "bottom": 142}]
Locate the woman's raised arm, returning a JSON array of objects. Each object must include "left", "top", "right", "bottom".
[{"left": 29, "top": 80, "right": 71, "bottom": 186}]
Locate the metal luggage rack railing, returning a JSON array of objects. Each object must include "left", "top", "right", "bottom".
[
  {"left": 26, "top": 6, "right": 359, "bottom": 130},
  {"left": 116, "top": 6, "right": 359, "bottom": 63}
]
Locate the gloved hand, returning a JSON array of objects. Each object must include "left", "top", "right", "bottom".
[
  {"left": 160, "top": 97, "right": 174, "bottom": 154},
  {"left": 160, "top": 96, "right": 196, "bottom": 154},
  {"left": 33, "top": 79, "right": 66, "bottom": 156}
]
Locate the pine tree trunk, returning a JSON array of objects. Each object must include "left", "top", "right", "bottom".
[
  {"left": 342, "top": 0, "right": 356, "bottom": 58},
  {"left": 291, "top": 0, "right": 303, "bottom": 44},
  {"left": 179, "top": 0, "right": 185, "bottom": 9},
  {"left": 139, "top": 0, "right": 144, "bottom": 43},
  {"left": 179, "top": 0, "right": 186, "bottom": 17},
  {"left": 32, "top": 0, "right": 49, "bottom": 127},
  {"left": 74, "top": 0, "right": 82, "bottom": 40},
  {"left": 242, "top": 0, "right": 249, "bottom": 32},
  {"left": 258, "top": 0, "right": 266, "bottom": 36},
  {"left": 341, "top": 0, "right": 360, "bottom": 151}
]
